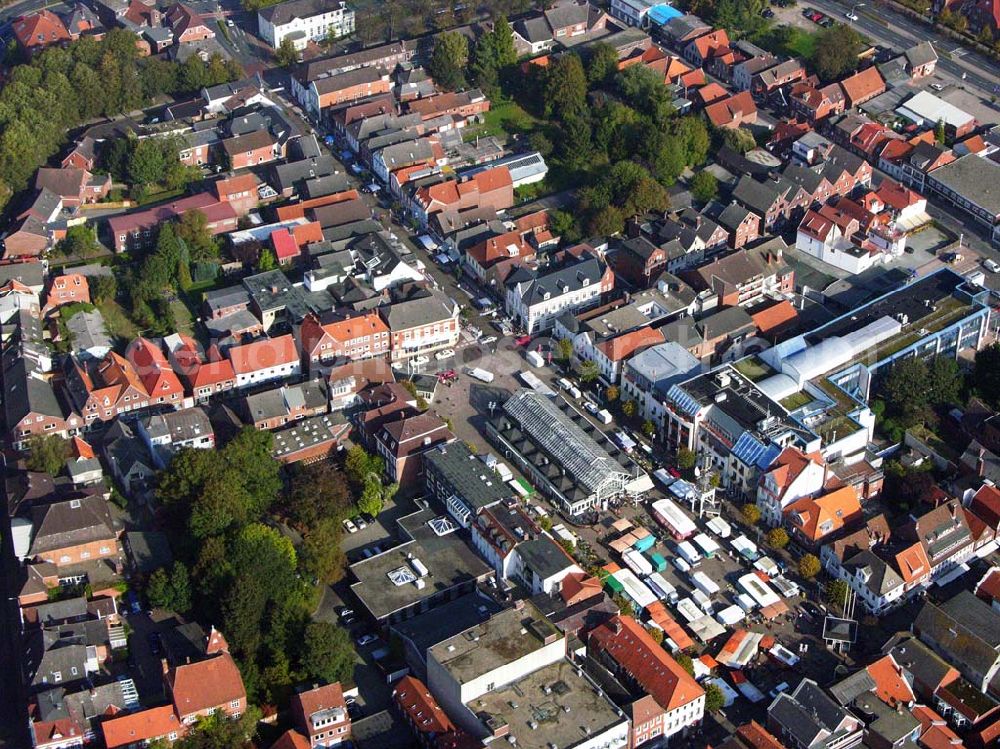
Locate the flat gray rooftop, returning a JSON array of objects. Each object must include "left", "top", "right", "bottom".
[{"left": 468, "top": 660, "right": 627, "bottom": 749}]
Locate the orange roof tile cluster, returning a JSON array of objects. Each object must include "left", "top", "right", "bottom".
[
  {"left": 167, "top": 652, "right": 246, "bottom": 718},
  {"left": 866, "top": 654, "right": 916, "bottom": 706},
  {"left": 226, "top": 334, "right": 298, "bottom": 375},
  {"left": 894, "top": 541, "right": 931, "bottom": 585},
  {"left": 467, "top": 230, "right": 534, "bottom": 267},
  {"left": 839, "top": 67, "right": 886, "bottom": 106},
  {"left": 101, "top": 705, "right": 181, "bottom": 749},
  {"left": 270, "top": 729, "right": 312, "bottom": 749},
  {"left": 970, "top": 484, "right": 1000, "bottom": 528},
  {"left": 735, "top": 721, "right": 788, "bottom": 749},
  {"left": 876, "top": 178, "right": 924, "bottom": 211},
  {"left": 911, "top": 705, "right": 965, "bottom": 749},
  {"left": 393, "top": 675, "right": 455, "bottom": 734},
  {"left": 763, "top": 447, "right": 824, "bottom": 495},
  {"left": 750, "top": 300, "right": 798, "bottom": 336},
  {"left": 705, "top": 91, "right": 757, "bottom": 128},
  {"left": 975, "top": 567, "right": 1000, "bottom": 605},
  {"left": 13, "top": 10, "right": 70, "bottom": 48},
  {"left": 560, "top": 571, "right": 604, "bottom": 606},
  {"left": 127, "top": 337, "right": 184, "bottom": 398},
  {"left": 598, "top": 326, "right": 665, "bottom": 363},
  {"left": 785, "top": 485, "right": 861, "bottom": 542},
  {"left": 645, "top": 600, "right": 695, "bottom": 650},
  {"left": 589, "top": 615, "right": 704, "bottom": 712}
]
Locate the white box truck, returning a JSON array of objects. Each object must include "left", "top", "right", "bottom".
[
  {"left": 525, "top": 350, "right": 545, "bottom": 368},
  {"left": 597, "top": 409, "right": 613, "bottom": 424},
  {"left": 623, "top": 549, "right": 654, "bottom": 577},
  {"left": 690, "top": 570, "right": 720, "bottom": 597},
  {"left": 466, "top": 367, "right": 495, "bottom": 383},
  {"left": 676, "top": 541, "right": 701, "bottom": 565}
]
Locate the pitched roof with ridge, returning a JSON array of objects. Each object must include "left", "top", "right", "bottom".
[{"left": 589, "top": 614, "right": 704, "bottom": 711}]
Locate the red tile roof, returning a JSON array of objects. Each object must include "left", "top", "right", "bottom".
[
  {"left": 13, "top": 10, "right": 70, "bottom": 48},
  {"left": 750, "top": 300, "right": 797, "bottom": 336},
  {"left": 127, "top": 337, "right": 184, "bottom": 399},
  {"left": 785, "top": 485, "right": 861, "bottom": 542},
  {"left": 393, "top": 675, "right": 455, "bottom": 734},
  {"left": 736, "top": 721, "right": 788, "bottom": 749},
  {"left": 270, "top": 228, "right": 299, "bottom": 261},
  {"left": 226, "top": 335, "right": 298, "bottom": 375},
  {"left": 101, "top": 705, "right": 182, "bottom": 749},
  {"left": 270, "top": 729, "right": 311, "bottom": 749},
  {"left": 866, "top": 654, "right": 916, "bottom": 707},
  {"left": 167, "top": 652, "right": 246, "bottom": 718},
  {"left": 597, "top": 326, "right": 665, "bottom": 363},
  {"left": 589, "top": 615, "right": 703, "bottom": 712},
  {"left": 839, "top": 67, "right": 885, "bottom": 106},
  {"left": 705, "top": 92, "right": 757, "bottom": 128},
  {"left": 970, "top": 484, "right": 1000, "bottom": 528}
]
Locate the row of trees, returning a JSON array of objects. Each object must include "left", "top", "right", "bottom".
[
  {"left": 154, "top": 429, "right": 354, "bottom": 705},
  {"left": 515, "top": 48, "right": 711, "bottom": 238},
  {"left": 102, "top": 135, "right": 203, "bottom": 199},
  {"left": 427, "top": 17, "right": 517, "bottom": 98},
  {"left": 0, "top": 30, "right": 240, "bottom": 214},
  {"left": 123, "top": 212, "right": 220, "bottom": 334},
  {"left": 874, "top": 354, "right": 964, "bottom": 439}
]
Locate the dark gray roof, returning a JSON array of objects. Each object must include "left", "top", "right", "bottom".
[
  {"left": 4, "top": 359, "right": 65, "bottom": 425},
  {"left": 769, "top": 679, "right": 854, "bottom": 748},
  {"left": 516, "top": 537, "right": 573, "bottom": 579},
  {"left": 904, "top": 41, "right": 937, "bottom": 69},
  {"left": 544, "top": 1, "right": 588, "bottom": 30},
  {"left": 313, "top": 198, "right": 371, "bottom": 228},
  {"left": 424, "top": 441, "right": 510, "bottom": 512},
  {"left": 204, "top": 285, "right": 250, "bottom": 313},
  {"left": 383, "top": 290, "right": 455, "bottom": 331},
  {"left": 314, "top": 66, "right": 385, "bottom": 96},
  {"left": 516, "top": 15, "right": 553, "bottom": 43},
  {"left": 141, "top": 407, "right": 212, "bottom": 443},
  {"left": 699, "top": 305, "right": 754, "bottom": 341},
  {"left": 303, "top": 172, "right": 351, "bottom": 200},
  {"left": 887, "top": 636, "right": 956, "bottom": 691},
  {"left": 508, "top": 256, "right": 605, "bottom": 307},
  {"left": 273, "top": 155, "right": 339, "bottom": 195},
  {"left": 732, "top": 175, "right": 791, "bottom": 216},
  {"left": 843, "top": 549, "right": 903, "bottom": 596},
  {"left": 914, "top": 593, "right": 1000, "bottom": 684},
  {"left": 125, "top": 531, "right": 173, "bottom": 573},
  {"left": 29, "top": 495, "right": 116, "bottom": 556}
]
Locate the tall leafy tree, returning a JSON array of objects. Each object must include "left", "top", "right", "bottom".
[
  {"left": 545, "top": 53, "right": 587, "bottom": 120},
  {"left": 428, "top": 31, "right": 469, "bottom": 91}
]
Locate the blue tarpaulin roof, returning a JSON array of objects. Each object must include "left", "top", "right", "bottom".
[{"left": 649, "top": 4, "right": 683, "bottom": 25}]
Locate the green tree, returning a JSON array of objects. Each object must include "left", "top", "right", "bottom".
[
  {"left": 741, "top": 503, "right": 761, "bottom": 526},
  {"left": 358, "top": 474, "right": 387, "bottom": 516},
  {"left": 622, "top": 400, "right": 637, "bottom": 418},
  {"left": 935, "top": 118, "right": 946, "bottom": 144},
  {"left": 576, "top": 359, "right": 600, "bottom": 383},
  {"left": 555, "top": 337, "right": 574, "bottom": 364},
  {"left": 645, "top": 625, "right": 665, "bottom": 644},
  {"left": 712, "top": 0, "right": 770, "bottom": 39},
  {"left": 720, "top": 127, "right": 757, "bottom": 154},
  {"left": 90, "top": 274, "right": 117, "bottom": 304},
  {"left": 54, "top": 224, "right": 102, "bottom": 258},
  {"left": 799, "top": 553, "right": 821, "bottom": 580},
  {"left": 690, "top": 171, "right": 719, "bottom": 203},
  {"left": 344, "top": 445, "right": 384, "bottom": 488},
  {"left": 470, "top": 15, "right": 517, "bottom": 97},
  {"left": 825, "top": 579, "right": 849, "bottom": 609},
  {"left": 528, "top": 131, "right": 553, "bottom": 157},
  {"left": 927, "top": 355, "right": 964, "bottom": 408},
  {"left": 171, "top": 708, "right": 262, "bottom": 749},
  {"left": 428, "top": 32, "right": 469, "bottom": 91},
  {"left": 586, "top": 42, "right": 619, "bottom": 86},
  {"left": 974, "top": 343, "right": 1000, "bottom": 408},
  {"left": 605, "top": 385, "right": 620, "bottom": 402},
  {"left": 642, "top": 420, "right": 655, "bottom": 437},
  {"left": 767, "top": 527, "right": 789, "bottom": 550},
  {"left": 299, "top": 518, "right": 347, "bottom": 586},
  {"left": 545, "top": 53, "right": 587, "bottom": 120},
  {"left": 676, "top": 447, "right": 696, "bottom": 471},
  {"left": 283, "top": 460, "right": 353, "bottom": 531},
  {"left": 301, "top": 621, "right": 355, "bottom": 684},
  {"left": 704, "top": 683, "right": 726, "bottom": 713},
  {"left": 881, "top": 357, "right": 933, "bottom": 427},
  {"left": 257, "top": 248, "right": 276, "bottom": 272},
  {"left": 25, "top": 434, "right": 69, "bottom": 475},
  {"left": 146, "top": 561, "right": 192, "bottom": 613},
  {"left": 676, "top": 653, "right": 695, "bottom": 676},
  {"left": 275, "top": 37, "right": 298, "bottom": 67},
  {"left": 812, "top": 24, "right": 863, "bottom": 82},
  {"left": 175, "top": 210, "right": 219, "bottom": 262},
  {"left": 127, "top": 137, "right": 168, "bottom": 187},
  {"left": 557, "top": 114, "right": 593, "bottom": 169}
]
